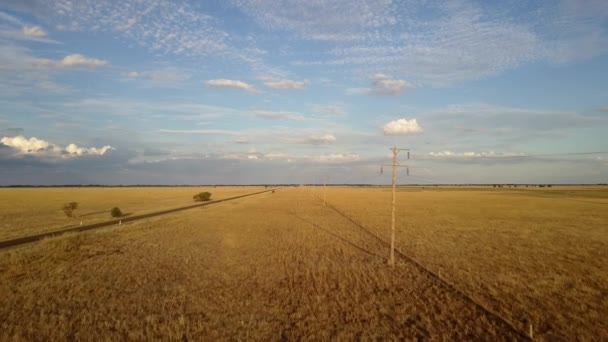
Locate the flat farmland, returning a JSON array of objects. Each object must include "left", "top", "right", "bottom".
[
  {"left": 0, "top": 187, "right": 264, "bottom": 241},
  {"left": 321, "top": 186, "right": 608, "bottom": 339},
  {"left": 0, "top": 186, "right": 606, "bottom": 339}
]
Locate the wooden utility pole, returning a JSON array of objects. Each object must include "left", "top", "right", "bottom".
[{"left": 382, "top": 146, "right": 409, "bottom": 267}]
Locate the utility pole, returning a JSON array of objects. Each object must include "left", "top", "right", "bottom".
[{"left": 381, "top": 146, "right": 409, "bottom": 267}]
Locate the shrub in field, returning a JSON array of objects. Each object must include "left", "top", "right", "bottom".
[
  {"left": 62, "top": 202, "right": 78, "bottom": 218},
  {"left": 110, "top": 207, "right": 123, "bottom": 218},
  {"left": 193, "top": 192, "right": 212, "bottom": 202}
]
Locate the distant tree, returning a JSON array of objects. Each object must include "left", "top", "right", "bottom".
[
  {"left": 110, "top": 207, "right": 123, "bottom": 218},
  {"left": 193, "top": 192, "right": 212, "bottom": 202},
  {"left": 62, "top": 202, "right": 79, "bottom": 218}
]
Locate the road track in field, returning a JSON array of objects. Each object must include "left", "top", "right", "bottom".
[
  {"left": 0, "top": 188, "right": 280, "bottom": 250},
  {"left": 306, "top": 194, "right": 531, "bottom": 341}
]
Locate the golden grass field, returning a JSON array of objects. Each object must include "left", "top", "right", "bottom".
[
  {"left": 0, "top": 186, "right": 262, "bottom": 241},
  {"left": 0, "top": 186, "right": 606, "bottom": 340}
]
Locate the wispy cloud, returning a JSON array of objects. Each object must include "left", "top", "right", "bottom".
[
  {"left": 286, "top": 1, "right": 546, "bottom": 86},
  {"left": 0, "top": 12, "right": 57, "bottom": 43},
  {"left": 303, "top": 134, "right": 337, "bottom": 145},
  {"left": 33, "top": 54, "right": 109, "bottom": 68},
  {"left": 21, "top": 25, "right": 47, "bottom": 38},
  {"left": 5, "top": 0, "right": 272, "bottom": 70},
  {"left": 370, "top": 74, "right": 410, "bottom": 95},
  {"left": 260, "top": 77, "right": 308, "bottom": 89},
  {"left": 427, "top": 151, "right": 525, "bottom": 158},
  {"left": 254, "top": 110, "right": 304, "bottom": 120},
  {"left": 231, "top": 0, "right": 395, "bottom": 41},
  {"left": 158, "top": 129, "right": 239, "bottom": 136},
  {"left": 125, "top": 69, "right": 191, "bottom": 86},
  {"left": 313, "top": 153, "right": 359, "bottom": 163},
  {"left": 312, "top": 104, "right": 346, "bottom": 116},
  {"left": 205, "top": 79, "right": 260, "bottom": 93}
]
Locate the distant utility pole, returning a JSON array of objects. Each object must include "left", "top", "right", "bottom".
[{"left": 381, "top": 146, "right": 409, "bottom": 267}]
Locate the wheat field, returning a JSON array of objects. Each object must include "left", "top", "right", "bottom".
[
  {"left": 0, "top": 186, "right": 606, "bottom": 340},
  {"left": 0, "top": 186, "right": 262, "bottom": 241}
]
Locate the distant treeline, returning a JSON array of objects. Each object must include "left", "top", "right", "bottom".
[{"left": 1, "top": 183, "right": 606, "bottom": 188}]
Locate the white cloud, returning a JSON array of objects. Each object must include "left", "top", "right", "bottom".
[
  {"left": 345, "top": 87, "right": 370, "bottom": 95},
  {"left": 370, "top": 74, "right": 410, "bottom": 95},
  {"left": 61, "top": 54, "right": 107, "bottom": 67},
  {"left": 205, "top": 79, "right": 260, "bottom": 93},
  {"left": 21, "top": 25, "right": 47, "bottom": 37},
  {"left": 65, "top": 143, "right": 113, "bottom": 156},
  {"left": 125, "top": 69, "right": 191, "bottom": 86},
  {"left": 254, "top": 110, "right": 303, "bottom": 120},
  {"left": 1, "top": 135, "right": 50, "bottom": 153},
  {"left": 158, "top": 129, "right": 238, "bottom": 136},
  {"left": 313, "top": 153, "right": 360, "bottom": 163},
  {"left": 33, "top": 54, "right": 108, "bottom": 69},
  {"left": 428, "top": 151, "right": 525, "bottom": 158},
  {"left": 305, "top": 134, "right": 337, "bottom": 145},
  {"left": 261, "top": 77, "right": 308, "bottom": 89},
  {"left": 383, "top": 118, "right": 423, "bottom": 135},
  {"left": 264, "top": 152, "right": 290, "bottom": 160},
  {"left": 1, "top": 135, "right": 112, "bottom": 158}
]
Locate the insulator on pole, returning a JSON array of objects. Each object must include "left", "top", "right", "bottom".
[
  {"left": 407, "top": 151, "right": 410, "bottom": 159},
  {"left": 407, "top": 167, "right": 410, "bottom": 176},
  {"left": 380, "top": 166, "right": 383, "bottom": 174}
]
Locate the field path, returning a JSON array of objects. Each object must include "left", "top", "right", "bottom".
[{"left": 0, "top": 188, "right": 278, "bottom": 250}]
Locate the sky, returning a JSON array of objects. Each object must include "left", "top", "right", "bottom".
[{"left": 0, "top": 0, "right": 607, "bottom": 185}]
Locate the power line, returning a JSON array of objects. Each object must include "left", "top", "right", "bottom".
[{"left": 411, "top": 151, "right": 608, "bottom": 160}]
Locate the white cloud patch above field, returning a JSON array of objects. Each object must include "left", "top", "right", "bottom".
[
  {"left": 303, "top": 134, "right": 337, "bottom": 145},
  {"left": 205, "top": 79, "right": 260, "bottom": 93},
  {"left": 312, "top": 153, "right": 360, "bottom": 163},
  {"left": 33, "top": 54, "right": 109, "bottom": 68},
  {"left": 370, "top": 74, "right": 410, "bottom": 95},
  {"left": 254, "top": 110, "right": 304, "bottom": 120},
  {"left": 125, "top": 69, "right": 191, "bottom": 86},
  {"left": 427, "top": 151, "right": 526, "bottom": 158},
  {"left": 260, "top": 77, "right": 308, "bottom": 89},
  {"left": 383, "top": 119, "right": 423, "bottom": 135},
  {"left": 22, "top": 25, "right": 47, "bottom": 37},
  {"left": 157, "top": 129, "right": 239, "bottom": 136},
  {"left": 0, "top": 135, "right": 113, "bottom": 158}
]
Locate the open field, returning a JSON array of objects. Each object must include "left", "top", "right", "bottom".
[
  {"left": 321, "top": 185, "right": 608, "bottom": 339},
  {"left": 0, "top": 187, "right": 264, "bottom": 241},
  {"left": 0, "top": 186, "right": 606, "bottom": 339}
]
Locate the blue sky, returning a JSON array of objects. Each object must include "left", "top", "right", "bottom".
[{"left": 1, "top": 0, "right": 607, "bottom": 185}]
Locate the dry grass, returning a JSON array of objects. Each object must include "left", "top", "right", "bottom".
[
  {"left": 321, "top": 185, "right": 608, "bottom": 340},
  {"left": 0, "top": 186, "right": 264, "bottom": 241},
  {"left": 0, "top": 187, "right": 526, "bottom": 340}
]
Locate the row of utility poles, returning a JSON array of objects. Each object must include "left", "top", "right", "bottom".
[{"left": 307, "top": 146, "right": 410, "bottom": 268}]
